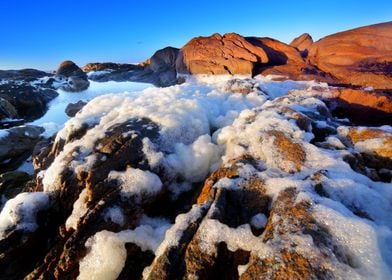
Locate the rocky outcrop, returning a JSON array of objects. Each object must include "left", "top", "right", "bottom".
[
  {"left": 56, "top": 61, "right": 90, "bottom": 92},
  {"left": 82, "top": 63, "right": 140, "bottom": 72},
  {"left": 176, "top": 32, "right": 336, "bottom": 84},
  {"left": 327, "top": 88, "right": 392, "bottom": 125},
  {"left": 0, "top": 69, "right": 51, "bottom": 81},
  {"left": 0, "top": 81, "right": 58, "bottom": 123},
  {"left": 145, "top": 47, "right": 179, "bottom": 86},
  {"left": 308, "top": 21, "right": 392, "bottom": 89},
  {"left": 0, "top": 125, "right": 44, "bottom": 173},
  {"left": 290, "top": 33, "right": 313, "bottom": 56},
  {"left": 86, "top": 47, "right": 180, "bottom": 87}
]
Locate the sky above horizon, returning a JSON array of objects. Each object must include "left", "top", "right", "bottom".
[{"left": 0, "top": 0, "right": 391, "bottom": 70}]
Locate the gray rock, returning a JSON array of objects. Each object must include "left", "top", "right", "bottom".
[
  {"left": 65, "top": 100, "right": 87, "bottom": 117},
  {"left": 0, "top": 81, "right": 58, "bottom": 122},
  {"left": 0, "top": 97, "right": 18, "bottom": 120},
  {"left": 0, "top": 171, "right": 31, "bottom": 203},
  {"left": 0, "top": 125, "right": 44, "bottom": 173}
]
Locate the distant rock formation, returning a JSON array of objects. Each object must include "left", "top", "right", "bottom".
[
  {"left": 56, "top": 60, "right": 90, "bottom": 92},
  {"left": 85, "top": 47, "right": 180, "bottom": 87},
  {"left": 308, "top": 21, "right": 392, "bottom": 89},
  {"left": 290, "top": 33, "right": 313, "bottom": 56},
  {"left": 82, "top": 62, "right": 139, "bottom": 72}
]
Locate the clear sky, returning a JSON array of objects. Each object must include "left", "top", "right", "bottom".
[{"left": 1, "top": 0, "right": 391, "bottom": 70}]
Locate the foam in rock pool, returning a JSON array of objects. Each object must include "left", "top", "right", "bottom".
[
  {"left": 65, "top": 188, "right": 88, "bottom": 230},
  {"left": 40, "top": 76, "right": 273, "bottom": 192},
  {"left": 108, "top": 168, "right": 163, "bottom": 200},
  {"left": 0, "top": 192, "right": 50, "bottom": 239},
  {"left": 313, "top": 204, "right": 392, "bottom": 278},
  {"left": 166, "top": 134, "right": 220, "bottom": 183},
  {"left": 78, "top": 217, "right": 171, "bottom": 280}
]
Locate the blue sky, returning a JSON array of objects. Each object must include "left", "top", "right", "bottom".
[{"left": 1, "top": 0, "right": 391, "bottom": 70}]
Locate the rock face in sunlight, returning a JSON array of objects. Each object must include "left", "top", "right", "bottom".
[
  {"left": 56, "top": 60, "right": 90, "bottom": 92},
  {"left": 176, "top": 33, "right": 269, "bottom": 75},
  {"left": 290, "top": 33, "right": 313, "bottom": 56},
  {"left": 308, "top": 21, "right": 392, "bottom": 89},
  {"left": 0, "top": 75, "right": 390, "bottom": 279}
]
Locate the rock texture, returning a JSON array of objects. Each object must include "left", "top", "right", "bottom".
[
  {"left": 308, "top": 21, "right": 392, "bottom": 89},
  {"left": 56, "top": 61, "right": 90, "bottom": 92}
]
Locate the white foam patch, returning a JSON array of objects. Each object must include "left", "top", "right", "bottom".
[
  {"left": 65, "top": 188, "right": 88, "bottom": 230},
  {"left": 0, "top": 192, "right": 50, "bottom": 239},
  {"left": 78, "top": 217, "right": 170, "bottom": 280},
  {"left": 108, "top": 168, "right": 163, "bottom": 199},
  {"left": 313, "top": 204, "right": 392, "bottom": 278}
]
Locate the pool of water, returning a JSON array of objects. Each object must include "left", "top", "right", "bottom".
[{"left": 30, "top": 80, "right": 152, "bottom": 137}]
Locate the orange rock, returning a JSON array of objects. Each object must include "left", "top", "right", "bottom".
[
  {"left": 308, "top": 21, "right": 392, "bottom": 89},
  {"left": 346, "top": 127, "right": 392, "bottom": 161},
  {"left": 330, "top": 88, "right": 392, "bottom": 114},
  {"left": 290, "top": 33, "right": 313, "bottom": 52},
  {"left": 327, "top": 88, "right": 392, "bottom": 125},
  {"left": 176, "top": 33, "right": 268, "bottom": 75}
]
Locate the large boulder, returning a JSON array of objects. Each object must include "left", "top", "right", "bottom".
[
  {"left": 56, "top": 61, "right": 89, "bottom": 92},
  {"left": 308, "top": 21, "right": 392, "bottom": 89},
  {"left": 176, "top": 33, "right": 269, "bottom": 75},
  {"left": 149, "top": 47, "right": 179, "bottom": 72}
]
